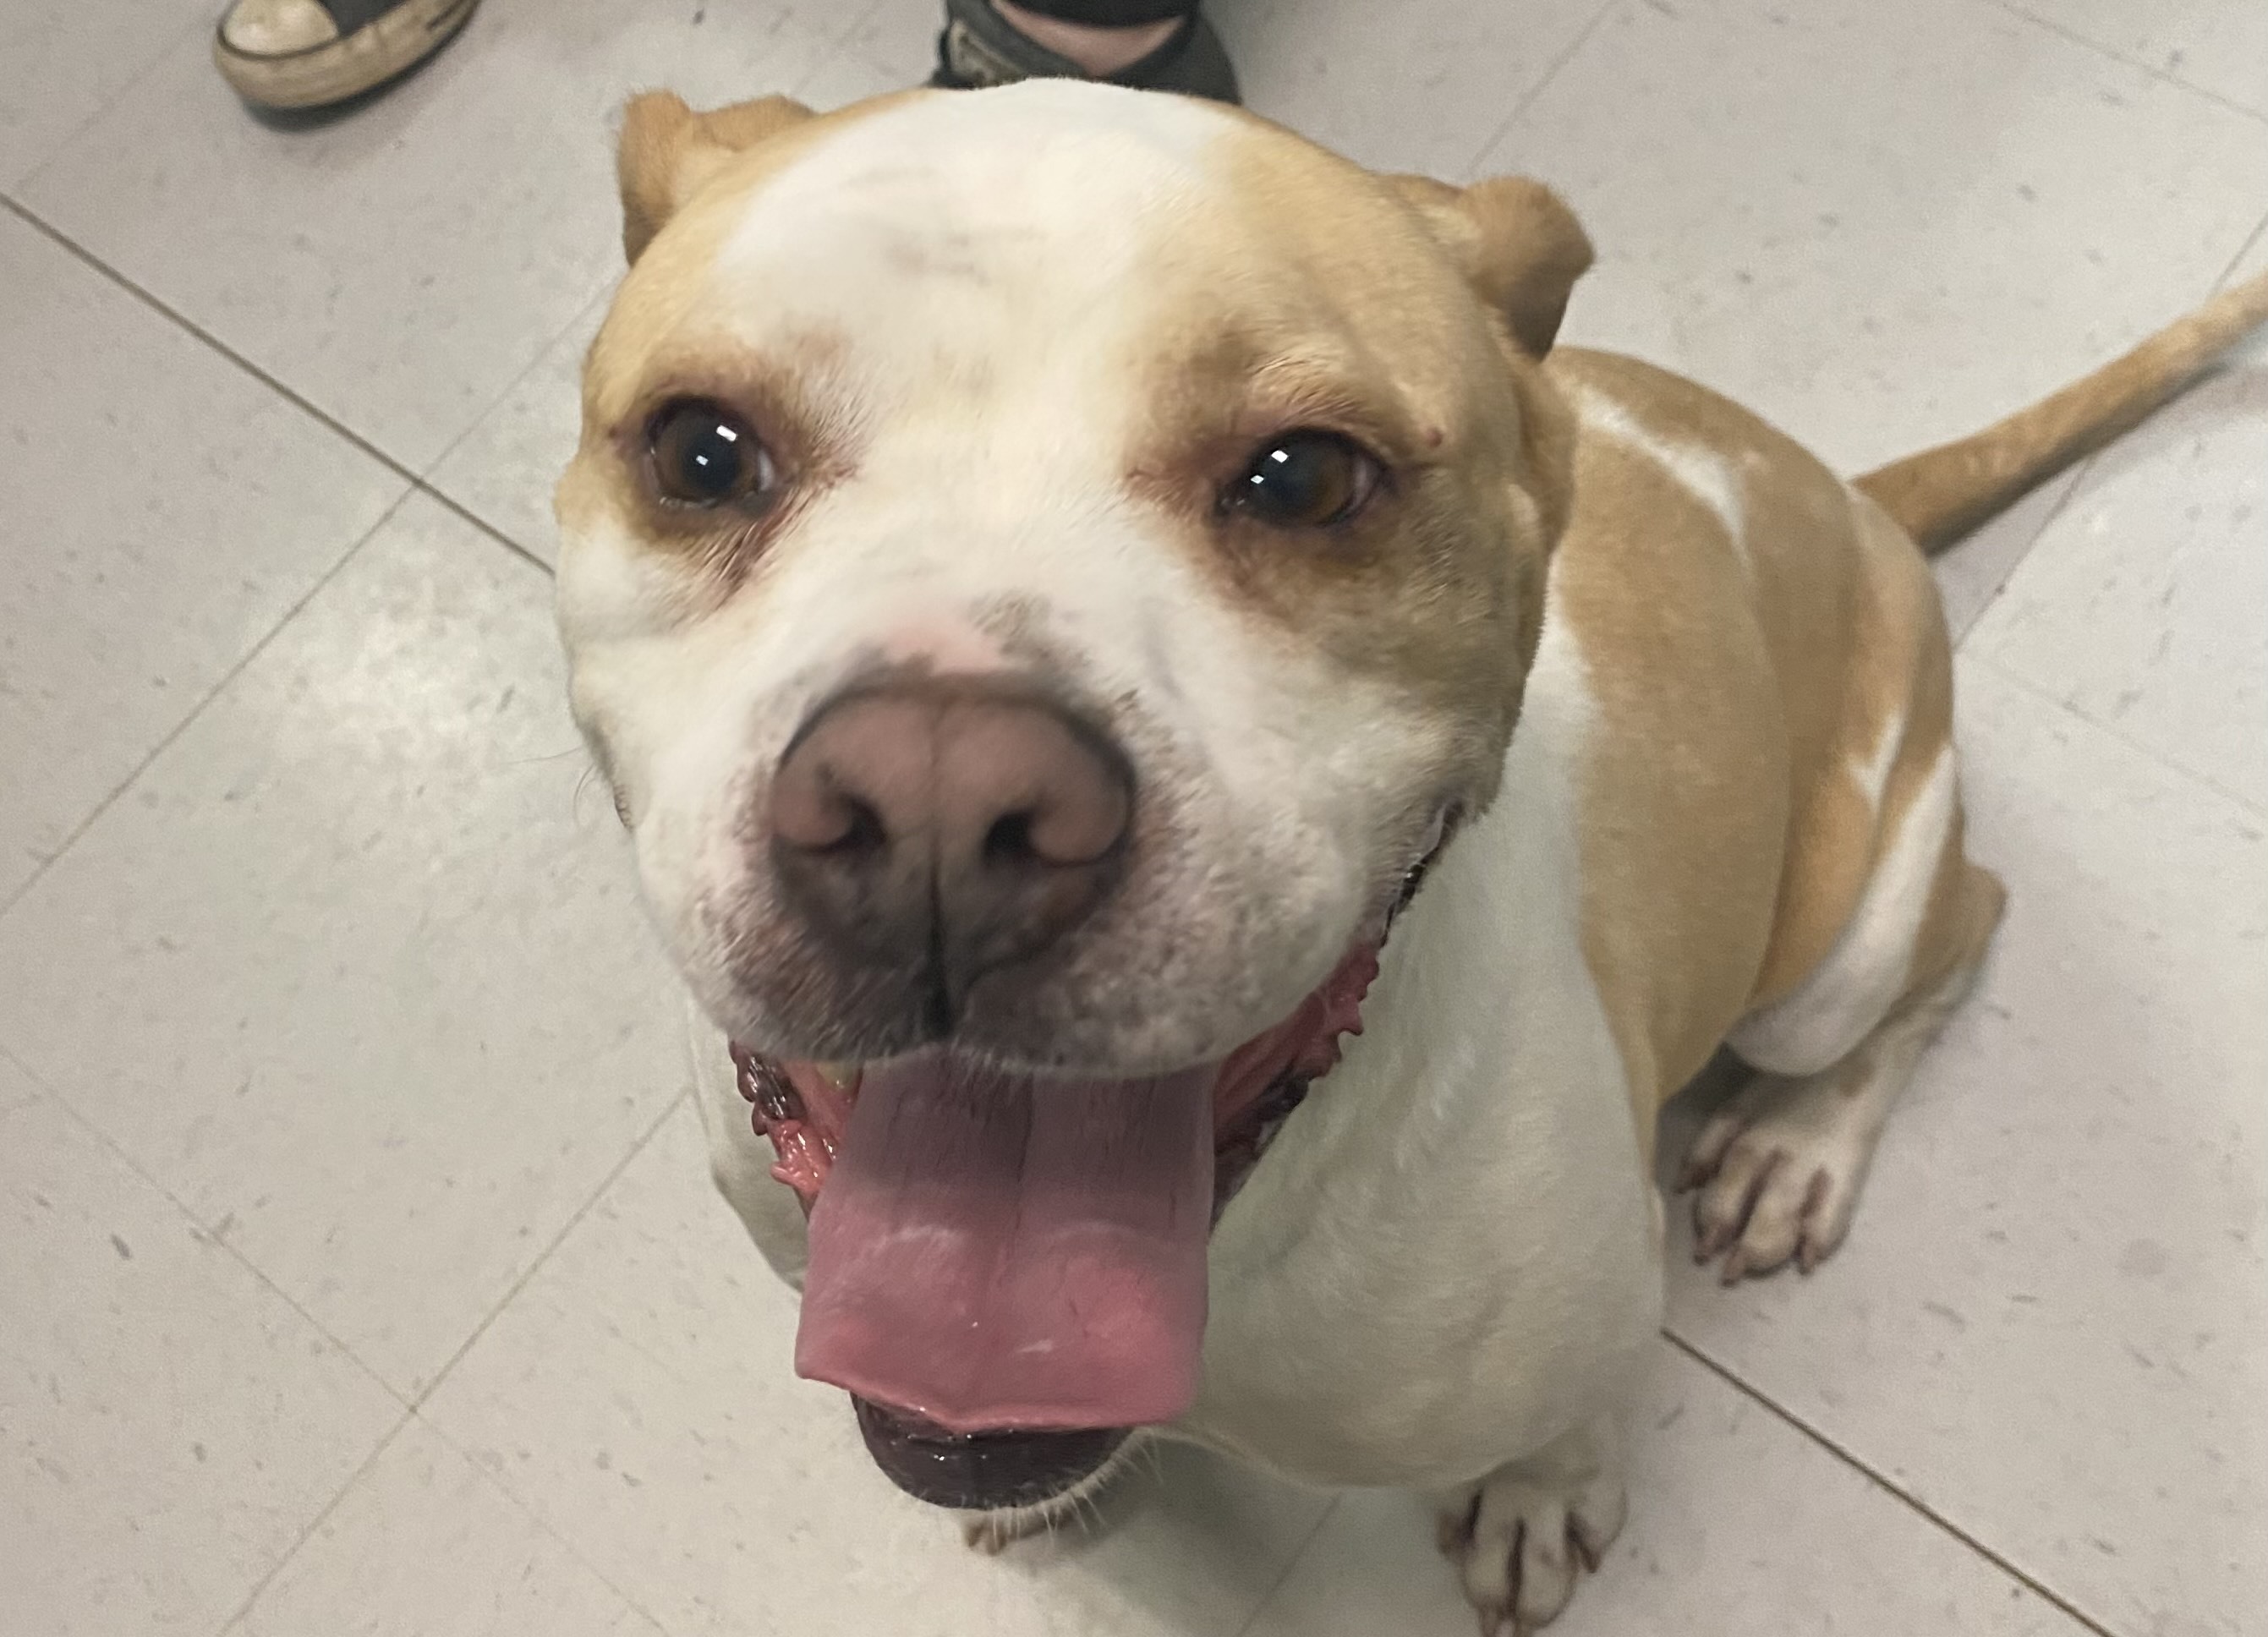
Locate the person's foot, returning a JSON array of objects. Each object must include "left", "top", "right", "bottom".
[
  {"left": 215, "top": 0, "right": 479, "bottom": 112},
  {"left": 932, "top": 0, "right": 1239, "bottom": 103}
]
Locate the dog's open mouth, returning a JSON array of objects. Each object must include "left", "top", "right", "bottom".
[
  {"left": 733, "top": 938, "right": 1378, "bottom": 1416},
  {"left": 728, "top": 829, "right": 1444, "bottom": 1509}
]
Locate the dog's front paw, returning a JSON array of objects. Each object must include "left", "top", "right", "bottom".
[
  {"left": 1435, "top": 1421, "right": 1625, "bottom": 1635},
  {"left": 1679, "top": 1070, "right": 1883, "bottom": 1282}
]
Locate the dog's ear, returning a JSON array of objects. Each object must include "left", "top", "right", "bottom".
[
  {"left": 1390, "top": 175, "right": 1593, "bottom": 359},
  {"left": 618, "top": 91, "right": 815, "bottom": 265}
]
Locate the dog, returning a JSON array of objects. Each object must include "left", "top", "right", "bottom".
[{"left": 552, "top": 80, "right": 2268, "bottom": 1631}]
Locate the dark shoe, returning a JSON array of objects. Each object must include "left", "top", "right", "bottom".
[
  {"left": 215, "top": 0, "right": 479, "bottom": 111},
  {"left": 930, "top": 0, "right": 1239, "bottom": 104}
]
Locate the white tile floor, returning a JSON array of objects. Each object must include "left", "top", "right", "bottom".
[{"left": 0, "top": 2, "right": 2260, "bottom": 1634}]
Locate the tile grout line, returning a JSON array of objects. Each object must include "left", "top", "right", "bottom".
[
  {"left": 412, "top": 1400, "right": 677, "bottom": 1634},
  {"left": 403, "top": 267, "right": 611, "bottom": 534},
  {"left": 1460, "top": 0, "right": 1620, "bottom": 177},
  {"left": 0, "top": 481, "right": 416, "bottom": 923},
  {"left": 408, "top": 1085, "right": 691, "bottom": 1412},
  {"left": 1229, "top": 1495, "right": 1344, "bottom": 1637},
  {"left": 1987, "top": 0, "right": 2268, "bottom": 129},
  {"left": 211, "top": 1410, "right": 420, "bottom": 1637},
  {"left": 2212, "top": 206, "right": 2268, "bottom": 290},
  {"left": 1659, "top": 1329, "right": 2121, "bottom": 1637},
  {"left": 0, "top": 1042, "right": 413, "bottom": 1415},
  {"left": 0, "top": 193, "right": 558, "bottom": 580},
  {"left": 1947, "top": 461, "right": 2093, "bottom": 651},
  {"left": 1, "top": 12, "right": 214, "bottom": 203},
  {"left": 1953, "top": 214, "right": 2265, "bottom": 736},
  {"left": 421, "top": 476, "right": 561, "bottom": 576},
  {"left": 3, "top": 0, "right": 909, "bottom": 589},
  {"left": 413, "top": 1403, "right": 678, "bottom": 1637},
  {"left": 828, "top": 0, "right": 901, "bottom": 54},
  {"left": 1963, "top": 649, "right": 2268, "bottom": 820},
  {"left": 370, "top": 1088, "right": 698, "bottom": 1634},
  {"left": 0, "top": 1061, "right": 686, "bottom": 1635},
  {"left": 0, "top": 1040, "right": 423, "bottom": 1637}
]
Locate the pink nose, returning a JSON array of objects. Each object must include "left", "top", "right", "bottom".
[{"left": 768, "top": 678, "right": 1133, "bottom": 1000}]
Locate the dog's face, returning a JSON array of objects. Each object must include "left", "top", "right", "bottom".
[
  {"left": 555, "top": 81, "right": 1588, "bottom": 1503},
  {"left": 562, "top": 83, "right": 1582, "bottom": 1067}
]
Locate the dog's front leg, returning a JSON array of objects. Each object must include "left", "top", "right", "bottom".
[{"left": 1433, "top": 1415, "right": 1628, "bottom": 1635}]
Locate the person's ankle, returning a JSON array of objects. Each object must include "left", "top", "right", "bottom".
[{"left": 989, "top": 0, "right": 1179, "bottom": 76}]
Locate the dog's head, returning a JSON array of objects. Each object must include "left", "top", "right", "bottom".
[{"left": 556, "top": 81, "right": 1588, "bottom": 1510}]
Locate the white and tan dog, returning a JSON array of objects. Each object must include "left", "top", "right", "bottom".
[{"left": 554, "top": 82, "right": 2268, "bottom": 1631}]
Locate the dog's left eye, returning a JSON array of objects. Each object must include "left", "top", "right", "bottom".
[
  {"left": 1229, "top": 431, "right": 1379, "bottom": 529},
  {"left": 648, "top": 400, "right": 775, "bottom": 507}
]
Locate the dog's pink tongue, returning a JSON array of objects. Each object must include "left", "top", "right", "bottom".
[{"left": 795, "top": 1053, "right": 1216, "bottom": 1434}]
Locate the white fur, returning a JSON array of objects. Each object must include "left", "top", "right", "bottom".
[
  {"left": 1178, "top": 600, "right": 1661, "bottom": 1486},
  {"left": 1575, "top": 386, "right": 1750, "bottom": 567},
  {"left": 1847, "top": 705, "right": 1905, "bottom": 813},
  {"left": 1727, "top": 742, "right": 1955, "bottom": 1077}
]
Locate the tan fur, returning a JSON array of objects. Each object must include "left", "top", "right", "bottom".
[
  {"left": 1859, "top": 266, "right": 2268, "bottom": 550},
  {"left": 565, "top": 96, "right": 914, "bottom": 561},
  {"left": 1389, "top": 174, "right": 1597, "bottom": 360},
  {"left": 1112, "top": 133, "right": 1590, "bottom": 810},
  {"left": 1538, "top": 362, "right": 1786, "bottom": 1143},
  {"left": 1533, "top": 353, "right": 1957, "bottom": 1149},
  {"left": 616, "top": 90, "right": 816, "bottom": 264}
]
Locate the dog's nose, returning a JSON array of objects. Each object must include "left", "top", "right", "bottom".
[{"left": 769, "top": 678, "right": 1132, "bottom": 1010}]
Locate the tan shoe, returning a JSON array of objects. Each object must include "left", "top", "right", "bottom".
[{"left": 215, "top": 0, "right": 479, "bottom": 112}]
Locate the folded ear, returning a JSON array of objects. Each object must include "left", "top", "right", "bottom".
[
  {"left": 1389, "top": 174, "right": 1593, "bottom": 359},
  {"left": 618, "top": 91, "right": 816, "bottom": 264}
]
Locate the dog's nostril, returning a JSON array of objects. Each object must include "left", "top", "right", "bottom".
[
  {"left": 775, "top": 772, "right": 890, "bottom": 857},
  {"left": 983, "top": 810, "right": 1037, "bottom": 866},
  {"left": 830, "top": 794, "right": 888, "bottom": 857}
]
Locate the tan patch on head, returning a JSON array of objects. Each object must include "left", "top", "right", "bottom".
[
  {"left": 1111, "top": 131, "right": 1590, "bottom": 802},
  {"left": 618, "top": 90, "right": 816, "bottom": 265},
  {"left": 562, "top": 93, "right": 927, "bottom": 578}
]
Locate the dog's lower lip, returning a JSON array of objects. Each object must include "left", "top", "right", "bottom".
[{"left": 852, "top": 1396, "right": 1126, "bottom": 1510}]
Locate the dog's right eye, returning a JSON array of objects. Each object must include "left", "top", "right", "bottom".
[
  {"left": 648, "top": 401, "right": 775, "bottom": 507},
  {"left": 1227, "top": 430, "right": 1379, "bottom": 530}
]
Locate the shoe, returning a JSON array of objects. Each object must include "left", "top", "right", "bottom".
[
  {"left": 930, "top": 0, "right": 1240, "bottom": 104},
  {"left": 215, "top": 0, "right": 479, "bottom": 112}
]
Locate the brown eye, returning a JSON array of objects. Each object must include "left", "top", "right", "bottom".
[
  {"left": 1230, "top": 431, "right": 1378, "bottom": 528},
  {"left": 649, "top": 400, "right": 774, "bottom": 507}
]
